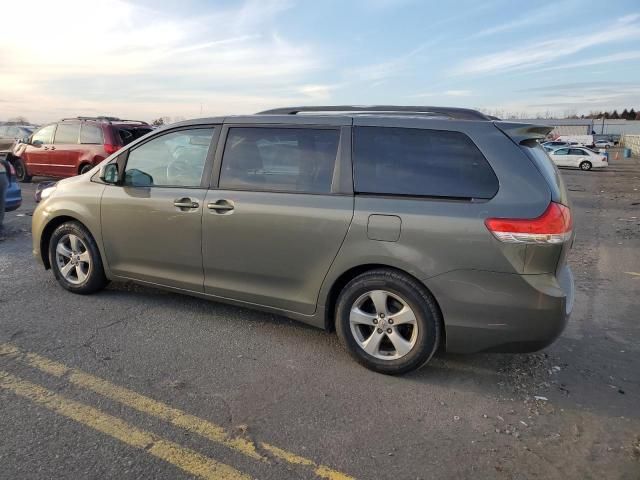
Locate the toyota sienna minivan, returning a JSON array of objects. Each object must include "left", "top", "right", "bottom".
[{"left": 32, "top": 106, "right": 574, "bottom": 374}]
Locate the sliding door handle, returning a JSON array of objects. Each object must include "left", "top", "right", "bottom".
[
  {"left": 174, "top": 198, "right": 199, "bottom": 209},
  {"left": 207, "top": 200, "right": 235, "bottom": 213}
]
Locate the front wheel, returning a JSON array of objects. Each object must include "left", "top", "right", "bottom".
[
  {"left": 335, "top": 269, "right": 441, "bottom": 375},
  {"left": 12, "top": 157, "right": 32, "bottom": 182},
  {"left": 49, "top": 221, "right": 108, "bottom": 294},
  {"left": 579, "top": 161, "right": 592, "bottom": 171}
]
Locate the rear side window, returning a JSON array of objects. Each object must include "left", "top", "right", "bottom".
[
  {"left": 54, "top": 123, "right": 80, "bottom": 144},
  {"left": 80, "top": 124, "right": 103, "bottom": 144},
  {"left": 353, "top": 127, "right": 498, "bottom": 199},
  {"left": 219, "top": 127, "right": 340, "bottom": 194}
]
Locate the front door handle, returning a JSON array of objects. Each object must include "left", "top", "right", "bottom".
[
  {"left": 50, "top": 146, "right": 56, "bottom": 150},
  {"left": 174, "top": 198, "right": 199, "bottom": 209},
  {"left": 207, "top": 200, "right": 235, "bottom": 213}
]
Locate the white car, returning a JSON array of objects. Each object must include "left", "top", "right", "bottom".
[
  {"left": 548, "top": 147, "right": 608, "bottom": 171},
  {"left": 594, "top": 140, "right": 614, "bottom": 148}
]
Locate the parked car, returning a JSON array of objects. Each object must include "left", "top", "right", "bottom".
[
  {"left": 0, "top": 155, "right": 22, "bottom": 227},
  {"left": 32, "top": 106, "right": 574, "bottom": 375},
  {"left": 542, "top": 140, "right": 570, "bottom": 149},
  {"left": 0, "top": 124, "right": 34, "bottom": 153},
  {"left": 10, "top": 117, "right": 152, "bottom": 182},
  {"left": 548, "top": 147, "right": 608, "bottom": 170},
  {"left": 594, "top": 140, "right": 614, "bottom": 148}
]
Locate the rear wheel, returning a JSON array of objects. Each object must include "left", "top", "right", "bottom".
[
  {"left": 335, "top": 269, "right": 441, "bottom": 375},
  {"left": 12, "top": 157, "right": 32, "bottom": 182},
  {"left": 579, "top": 161, "right": 592, "bottom": 171},
  {"left": 79, "top": 163, "right": 93, "bottom": 175},
  {"left": 49, "top": 221, "right": 108, "bottom": 294}
]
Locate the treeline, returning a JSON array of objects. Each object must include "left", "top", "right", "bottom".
[{"left": 570, "top": 109, "right": 640, "bottom": 120}]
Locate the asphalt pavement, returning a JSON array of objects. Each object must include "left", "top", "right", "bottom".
[{"left": 1, "top": 152, "right": 639, "bottom": 479}]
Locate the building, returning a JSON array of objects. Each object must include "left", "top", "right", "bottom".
[{"left": 518, "top": 119, "right": 640, "bottom": 138}]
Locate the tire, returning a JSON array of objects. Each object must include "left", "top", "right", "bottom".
[
  {"left": 12, "top": 157, "right": 32, "bottom": 183},
  {"left": 335, "top": 269, "right": 441, "bottom": 375},
  {"left": 79, "top": 163, "right": 93, "bottom": 175},
  {"left": 49, "top": 221, "right": 108, "bottom": 294},
  {"left": 579, "top": 161, "right": 592, "bottom": 171}
]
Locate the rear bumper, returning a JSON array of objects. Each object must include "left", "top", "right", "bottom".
[{"left": 424, "top": 266, "right": 574, "bottom": 354}]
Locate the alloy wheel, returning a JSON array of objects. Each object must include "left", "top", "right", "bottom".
[
  {"left": 349, "top": 290, "right": 418, "bottom": 360},
  {"left": 55, "top": 234, "right": 91, "bottom": 285}
]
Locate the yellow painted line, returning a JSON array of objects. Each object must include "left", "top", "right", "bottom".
[
  {"left": 0, "top": 343, "right": 356, "bottom": 480},
  {"left": 0, "top": 371, "right": 248, "bottom": 480},
  {"left": 624, "top": 271, "right": 640, "bottom": 278},
  {"left": 259, "top": 443, "right": 353, "bottom": 480}
]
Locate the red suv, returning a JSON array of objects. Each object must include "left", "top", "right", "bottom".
[{"left": 10, "top": 117, "right": 152, "bottom": 182}]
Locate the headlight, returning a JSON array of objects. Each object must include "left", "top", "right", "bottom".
[{"left": 36, "top": 184, "right": 57, "bottom": 203}]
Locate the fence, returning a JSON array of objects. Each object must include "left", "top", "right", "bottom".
[{"left": 622, "top": 135, "right": 640, "bottom": 156}]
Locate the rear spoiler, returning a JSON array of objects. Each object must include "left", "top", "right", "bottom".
[{"left": 493, "top": 121, "right": 553, "bottom": 143}]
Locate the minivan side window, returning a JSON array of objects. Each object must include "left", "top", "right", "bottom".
[
  {"left": 80, "top": 124, "right": 104, "bottom": 144},
  {"left": 219, "top": 127, "right": 340, "bottom": 194},
  {"left": 123, "top": 128, "right": 214, "bottom": 187},
  {"left": 32, "top": 125, "right": 56, "bottom": 145},
  {"left": 353, "top": 127, "right": 498, "bottom": 199},
  {"left": 54, "top": 123, "right": 80, "bottom": 144}
]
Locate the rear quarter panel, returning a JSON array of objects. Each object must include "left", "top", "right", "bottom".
[{"left": 318, "top": 118, "right": 554, "bottom": 307}]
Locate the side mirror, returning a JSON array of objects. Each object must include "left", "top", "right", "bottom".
[{"left": 100, "top": 163, "right": 120, "bottom": 184}]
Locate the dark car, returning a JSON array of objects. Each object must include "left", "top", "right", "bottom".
[
  {"left": 11, "top": 116, "right": 152, "bottom": 182},
  {"left": 0, "top": 124, "right": 35, "bottom": 153},
  {"left": 32, "top": 105, "right": 574, "bottom": 375},
  {"left": 0, "top": 155, "right": 22, "bottom": 227}
]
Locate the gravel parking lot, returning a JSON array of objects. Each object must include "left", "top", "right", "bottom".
[{"left": 1, "top": 151, "right": 639, "bottom": 479}]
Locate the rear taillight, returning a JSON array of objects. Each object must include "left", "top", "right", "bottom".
[
  {"left": 485, "top": 202, "right": 572, "bottom": 244},
  {"left": 104, "top": 144, "right": 120, "bottom": 155}
]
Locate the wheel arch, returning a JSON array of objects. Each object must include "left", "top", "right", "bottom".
[
  {"left": 40, "top": 215, "right": 99, "bottom": 269},
  {"left": 324, "top": 264, "right": 446, "bottom": 349},
  {"left": 78, "top": 162, "right": 92, "bottom": 174}
]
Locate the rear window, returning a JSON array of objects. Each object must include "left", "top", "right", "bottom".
[
  {"left": 353, "top": 127, "right": 498, "bottom": 199},
  {"left": 118, "top": 126, "right": 152, "bottom": 146}
]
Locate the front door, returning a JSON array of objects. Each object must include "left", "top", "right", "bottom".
[
  {"left": 24, "top": 124, "right": 57, "bottom": 176},
  {"left": 551, "top": 148, "right": 570, "bottom": 167},
  {"left": 202, "top": 125, "right": 353, "bottom": 315},
  {"left": 101, "top": 126, "right": 217, "bottom": 291}
]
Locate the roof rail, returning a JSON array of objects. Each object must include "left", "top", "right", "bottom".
[
  {"left": 256, "top": 105, "right": 491, "bottom": 121},
  {"left": 60, "top": 116, "right": 149, "bottom": 125}
]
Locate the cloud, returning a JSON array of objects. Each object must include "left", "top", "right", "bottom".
[
  {"left": 471, "top": 3, "right": 565, "bottom": 38},
  {"left": 528, "top": 50, "right": 640, "bottom": 73},
  {"left": 453, "top": 15, "right": 640, "bottom": 76},
  {"left": 0, "top": 0, "right": 325, "bottom": 121}
]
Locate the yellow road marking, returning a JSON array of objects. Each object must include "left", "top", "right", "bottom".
[
  {"left": 0, "top": 371, "right": 248, "bottom": 480},
  {"left": 624, "top": 271, "right": 640, "bottom": 278},
  {"left": 0, "top": 343, "right": 355, "bottom": 480}
]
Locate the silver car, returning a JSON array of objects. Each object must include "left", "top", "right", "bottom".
[{"left": 32, "top": 106, "right": 575, "bottom": 374}]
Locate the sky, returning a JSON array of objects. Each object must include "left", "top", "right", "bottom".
[{"left": 1, "top": 0, "right": 640, "bottom": 123}]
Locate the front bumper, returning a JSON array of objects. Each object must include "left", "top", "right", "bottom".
[{"left": 424, "top": 265, "right": 574, "bottom": 354}]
